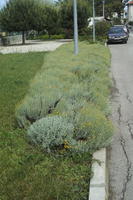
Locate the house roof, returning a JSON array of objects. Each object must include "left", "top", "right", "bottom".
[{"left": 127, "top": 1, "right": 133, "bottom": 5}]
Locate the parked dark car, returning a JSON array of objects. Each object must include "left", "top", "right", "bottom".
[
  {"left": 113, "top": 25, "right": 129, "bottom": 38},
  {"left": 107, "top": 26, "right": 128, "bottom": 44}
]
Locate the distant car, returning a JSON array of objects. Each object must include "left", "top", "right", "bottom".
[{"left": 107, "top": 26, "right": 128, "bottom": 44}]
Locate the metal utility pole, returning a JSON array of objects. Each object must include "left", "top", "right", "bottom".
[
  {"left": 103, "top": 0, "right": 105, "bottom": 18},
  {"left": 93, "top": 0, "right": 96, "bottom": 42},
  {"left": 73, "top": 0, "right": 79, "bottom": 55}
]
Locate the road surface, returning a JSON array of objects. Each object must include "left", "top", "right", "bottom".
[{"left": 108, "top": 34, "right": 133, "bottom": 200}]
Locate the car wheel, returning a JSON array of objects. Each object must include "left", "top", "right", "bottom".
[{"left": 123, "top": 40, "right": 127, "bottom": 44}]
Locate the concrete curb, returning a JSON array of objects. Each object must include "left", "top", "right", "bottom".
[{"left": 89, "top": 148, "right": 108, "bottom": 200}]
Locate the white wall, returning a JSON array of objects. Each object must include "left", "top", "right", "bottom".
[{"left": 128, "top": 5, "right": 133, "bottom": 21}]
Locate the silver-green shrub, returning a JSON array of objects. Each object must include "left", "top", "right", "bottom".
[
  {"left": 27, "top": 116, "right": 75, "bottom": 152},
  {"left": 16, "top": 88, "right": 62, "bottom": 128},
  {"left": 16, "top": 42, "right": 113, "bottom": 152},
  {"left": 16, "top": 67, "right": 78, "bottom": 128},
  {"left": 73, "top": 103, "right": 113, "bottom": 150}
]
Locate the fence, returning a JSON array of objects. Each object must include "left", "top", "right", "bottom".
[{"left": 0, "top": 35, "right": 22, "bottom": 46}]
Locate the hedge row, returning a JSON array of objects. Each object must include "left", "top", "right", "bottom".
[
  {"left": 16, "top": 42, "right": 113, "bottom": 152},
  {"left": 29, "top": 34, "right": 65, "bottom": 40}
]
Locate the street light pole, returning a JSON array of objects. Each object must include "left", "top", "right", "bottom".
[
  {"left": 73, "top": 0, "right": 79, "bottom": 55},
  {"left": 93, "top": 0, "right": 96, "bottom": 42},
  {"left": 103, "top": 0, "right": 105, "bottom": 18}
]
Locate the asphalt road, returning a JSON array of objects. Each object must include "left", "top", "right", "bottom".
[{"left": 108, "top": 33, "right": 133, "bottom": 200}]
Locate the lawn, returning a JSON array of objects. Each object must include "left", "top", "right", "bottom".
[
  {"left": 0, "top": 52, "right": 45, "bottom": 131},
  {"left": 0, "top": 51, "right": 92, "bottom": 200}
]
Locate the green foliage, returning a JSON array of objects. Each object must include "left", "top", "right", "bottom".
[
  {"left": 94, "top": 0, "right": 123, "bottom": 18},
  {"left": 36, "top": 34, "right": 50, "bottom": 40},
  {"left": 112, "top": 18, "right": 122, "bottom": 25},
  {"left": 43, "top": 4, "right": 61, "bottom": 36},
  {"left": 0, "top": 0, "right": 60, "bottom": 43},
  {"left": 128, "top": 21, "right": 133, "bottom": 26},
  {"left": 16, "top": 87, "right": 63, "bottom": 128},
  {"left": 16, "top": 67, "right": 78, "bottom": 128},
  {"left": 16, "top": 42, "right": 113, "bottom": 154},
  {"left": 27, "top": 116, "right": 74, "bottom": 152},
  {"left": 74, "top": 103, "right": 113, "bottom": 149},
  {"left": 95, "top": 21, "right": 111, "bottom": 37},
  {"left": 0, "top": 130, "right": 92, "bottom": 200},
  {"left": 16, "top": 43, "right": 111, "bottom": 128},
  {"left": 50, "top": 34, "right": 65, "bottom": 39},
  {"left": 58, "top": 0, "right": 91, "bottom": 38},
  {"left": 0, "top": 51, "right": 92, "bottom": 200},
  {"left": 81, "top": 21, "right": 111, "bottom": 42},
  {"left": 29, "top": 34, "right": 65, "bottom": 40},
  {"left": 0, "top": 0, "right": 44, "bottom": 43}
]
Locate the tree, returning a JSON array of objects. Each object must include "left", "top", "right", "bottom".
[
  {"left": 43, "top": 5, "right": 61, "bottom": 36},
  {"left": 0, "top": 0, "right": 45, "bottom": 44},
  {"left": 93, "top": 0, "right": 124, "bottom": 18},
  {"left": 58, "top": 0, "right": 91, "bottom": 38}
]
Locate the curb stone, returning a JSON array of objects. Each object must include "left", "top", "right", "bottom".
[{"left": 89, "top": 148, "right": 108, "bottom": 200}]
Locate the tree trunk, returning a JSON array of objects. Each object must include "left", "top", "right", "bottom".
[{"left": 22, "top": 31, "right": 25, "bottom": 44}]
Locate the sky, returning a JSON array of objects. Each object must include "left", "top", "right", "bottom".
[{"left": 0, "top": 0, "right": 7, "bottom": 8}]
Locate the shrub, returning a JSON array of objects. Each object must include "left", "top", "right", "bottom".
[
  {"left": 16, "top": 43, "right": 113, "bottom": 152},
  {"left": 74, "top": 103, "right": 113, "bottom": 150},
  {"left": 50, "top": 34, "right": 65, "bottom": 40},
  {"left": 16, "top": 68, "right": 78, "bottom": 128},
  {"left": 27, "top": 108, "right": 113, "bottom": 153},
  {"left": 28, "top": 34, "right": 65, "bottom": 40},
  {"left": 95, "top": 21, "right": 111, "bottom": 37},
  {"left": 16, "top": 43, "right": 111, "bottom": 128},
  {"left": 27, "top": 116, "right": 75, "bottom": 152},
  {"left": 52, "top": 98, "right": 88, "bottom": 125},
  {"left": 128, "top": 21, "right": 133, "bottom": 26},
  {"left": 113, "top": 18, "right": 122, "bottom": 25},
  {"left": 80, "top": 21, "right": 111, "bottom": 42},
  {"left": 16, "top": 89, "right": 62, "bottom": 128},
  {"left": 38, "top": 34, "right": 50, "bottom": 40}
]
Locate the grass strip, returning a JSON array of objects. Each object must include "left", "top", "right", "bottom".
[
  {"left": 0, "top": 50, "right": 92, "bottom": 200},
  {"left": 0, "top": 52, "right": 45, "bottom": 131}
]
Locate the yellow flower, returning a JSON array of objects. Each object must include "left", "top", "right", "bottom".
[{"left": 64, "top": 140, "right": 71, "bottom": 149}]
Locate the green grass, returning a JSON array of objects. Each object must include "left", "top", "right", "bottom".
[
  {"left": 0, "top": 52, "right": 45, "bottom": 131},
  {"left": 0, "top": 51, "right": 92, "bottom": 200},
  {"left": 0, "top": 130, "right": 92, "bottom": 200}
]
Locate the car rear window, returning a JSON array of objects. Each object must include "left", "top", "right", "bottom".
[{"left": 109, "top": 27, "right": 124, "bottom": 34}]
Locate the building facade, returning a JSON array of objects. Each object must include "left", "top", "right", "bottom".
[{"left": 127, "top": 1, "right": 133, "bottom": 21}]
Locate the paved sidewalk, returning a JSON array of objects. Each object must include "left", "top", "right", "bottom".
[{"left": 0, "top": 40, "right": 72, "bottom": 54}]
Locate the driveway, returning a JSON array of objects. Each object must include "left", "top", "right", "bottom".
[
  {"left": 108, "top": 34, "right": 133, "bottom": 200},
  {"left": 0, "top": 39, "right": 72, "bottom": 54}
]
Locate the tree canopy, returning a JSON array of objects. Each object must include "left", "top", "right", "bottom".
[
  {"left": 0, "top": 0, "right": 124, "bottom": 42},
  {"left": 58, "top": 0, "right": 91, "bottom": 38},
  {"left": 0, "top": 0, "right": 44, "bottom": 43},
  {"left": 0, "top": 0, "right": 60, "bottom": 43}
]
